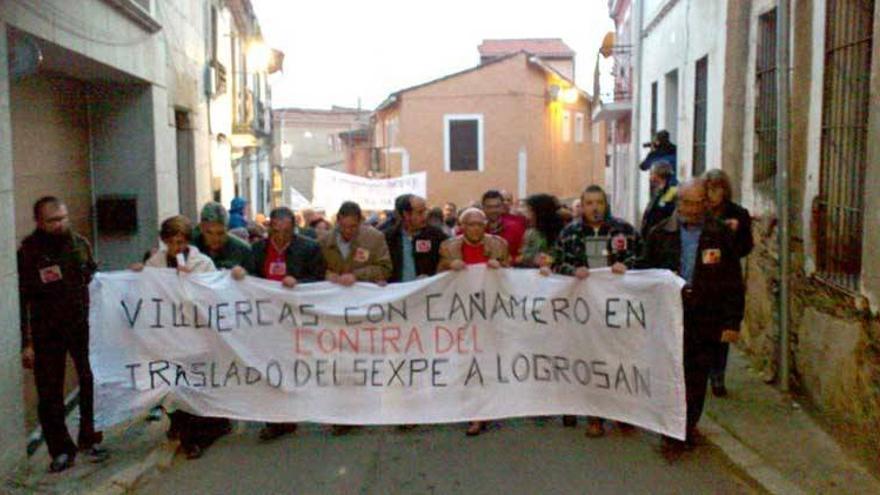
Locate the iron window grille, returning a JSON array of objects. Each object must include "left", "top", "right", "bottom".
[
  {"left": 815, "top": 0, "right": 875, "bottom": 290},
  {"left": 753, "top": 9, "right": 778, "bottom": 190},
  {"left": 692, "top": 56, "right": 708, "bottom": 177}
]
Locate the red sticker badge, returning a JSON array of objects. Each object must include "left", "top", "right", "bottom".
[
  {"left": 702, "top": 248, "right": 722, "bottom": 265},
  {"left": 39, "top": 265, "right": 63, "bottom": 284},
  {"left": 354, "top": 247, "right": 371, "bottom": 263}
]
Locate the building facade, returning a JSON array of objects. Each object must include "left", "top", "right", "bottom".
[
  {"left": 0, "top": 0, "right": 275, "bottom": 475},
  {"left": 271, "top": 107, "right": 370, "bottom": 208},
  {"left": 373, "top": 41, "right": 606, "bottom": 207},
  {"left": 613, "top": 0, "right": 880, "bottom": 460},
  {"left": 593, "top": 0, "right": 636, "bottom": 220}
]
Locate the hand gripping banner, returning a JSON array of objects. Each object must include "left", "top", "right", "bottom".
[{"left": 89, "top": 266, "right": 687, "bottom": 439}]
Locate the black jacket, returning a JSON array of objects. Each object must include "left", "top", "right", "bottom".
[
  {"left": 637, "top": 215, "right": 745, "bottom": 343},
  {"left": 382, "top": 221, "right": 448, "bottom": 283},
  {"left": 715, "top": 201, "right": 753, "bottom": 259},
  {"left": 252, "top": 234, "right": 326, "bottom": 283},
  {"left": 640, "top": 184, "right": 678, "bottom": 239},
  {"left": 18, "top": 230, "right": 97, "bottom": 346}
]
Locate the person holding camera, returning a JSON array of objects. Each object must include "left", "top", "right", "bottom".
[{"left": 639, "top": 130, "right": 678, "bottom": 187}]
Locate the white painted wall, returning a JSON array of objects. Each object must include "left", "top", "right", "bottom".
[{"left": 636, "top": 0, "right": 728, "bottom": 212}]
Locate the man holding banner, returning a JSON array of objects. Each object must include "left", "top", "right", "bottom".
[
  {"left": 638, "top": 179, "right": 744, "bottom": 460},
  {"left": 552, "top": 185, "right": 638, "bottom": 436},
  {"left": 320, "top": 201, "right": 392, "bottom": 287},
  {"left": 383, "top": 194, "right": 447, "bottom": 283},
  {"left": 252, "top": 206, "right": 326, "bottom": 441}
]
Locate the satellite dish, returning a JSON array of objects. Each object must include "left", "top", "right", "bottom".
[{"left": 9, "top": 33, "right": 43, "bottom": 80}]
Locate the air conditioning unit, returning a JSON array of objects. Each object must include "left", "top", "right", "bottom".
[{"left": 205, "top": 61, "right": 227, "bottom": 97}]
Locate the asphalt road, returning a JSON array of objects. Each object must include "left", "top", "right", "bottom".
[{"left": 135, "top": 418, "right": 760, "bottom": 495}]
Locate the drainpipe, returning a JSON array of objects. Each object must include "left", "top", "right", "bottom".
[
  {"left": 776, "top": 0, "right": 791, "bottom": 392},
  {"left": 630, "top": 0, "right": 645, "bottom": 224}
]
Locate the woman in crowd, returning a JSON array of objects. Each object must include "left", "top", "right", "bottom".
[
  {"left": 520, "top": 193, "right": 564, "bottom": 271},
  {"left": 704, "top": 169, "right": 753, "bottom": 397},
  {"left": 309, "top": 216, "right": 332, "bottom": 238},
  {"left": 132, "top": 215, "right": 230, "bottom": 459}
]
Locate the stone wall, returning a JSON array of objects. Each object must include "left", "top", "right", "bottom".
[{"left": 741, "top": 215, "right": 880, "bottom": 457}]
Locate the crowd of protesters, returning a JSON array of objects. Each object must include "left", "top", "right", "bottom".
[{"left": 18, "top": 141, "right": 751, "bottom": 470}]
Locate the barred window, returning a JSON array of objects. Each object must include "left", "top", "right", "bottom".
[
  {"left": 650, "top": 81, "right": 658, "bottom": 138},
  {"left": 815, "top": 0, "right": 875, "bottom": 290},
  {"left": 753, "top": 9, "right": 777, "bottom": 189},
  {"left": 692, "top": 56, "right": 708, "bottom": 177}
]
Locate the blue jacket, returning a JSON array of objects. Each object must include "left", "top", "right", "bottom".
[{"left": 228, "top": 197, "right": 247, "bottom": 229}]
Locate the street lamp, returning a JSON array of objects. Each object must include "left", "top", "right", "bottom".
[
  {"left": 247, "top": 40, "right": 272, "bottom": 72},
  {"left": 281, "top": 140, "right": 293, "bottom": 159}
]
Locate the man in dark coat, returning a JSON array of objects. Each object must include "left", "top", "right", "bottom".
[
  {"left": 382, "top": 194, "right": 448, "bottom": 283},
  {"left": 637, "top": 179, "right": 745, "bottom": 460},
  {"left": 251, "top": 206, "right": 326, "bottom": 441},
  {"left": 640, "top": 161, "right": 678, "bottom": 239},
  {"left": 18, "top": 197, "right": 109, "bottom": 472}
]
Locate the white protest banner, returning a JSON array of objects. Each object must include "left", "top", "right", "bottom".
[
  {"left": 89, "top": 267, "right": 687, "bottom": 439},
  {"left": 311, "top": 168, "right": 427, "bottom": 214},
  {"left": 288, "top": 186, "right": 311, "bottom": 210}
]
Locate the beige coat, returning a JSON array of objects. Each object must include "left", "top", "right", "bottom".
[
  {"left": 145, "top": 245, "right": 216, "bottom": 273},
  {"left": 438, "top": 234, "right": 510, "bottom": 272},
  {"left": 319, "top": 224, "right": 392, "bottom": 282}
]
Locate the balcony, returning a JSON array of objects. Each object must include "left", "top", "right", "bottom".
[{"left": 592, "top": 43, "right": 633, "bottom": 122}]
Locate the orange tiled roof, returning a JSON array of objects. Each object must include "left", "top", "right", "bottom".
[{"left": 478, "top": 38, "right": 575, "bottom": 58}]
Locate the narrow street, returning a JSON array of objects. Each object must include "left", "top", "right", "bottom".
[{"left": 135, "top": 420, "right": 758, "bottom": 494}]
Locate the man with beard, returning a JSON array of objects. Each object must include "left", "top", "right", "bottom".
[
  {"left": 18, "top": 197, "right": 109, "bottom": 472},
  {"left": 552, "top": 185, "right": 635, "bottom": 435}
]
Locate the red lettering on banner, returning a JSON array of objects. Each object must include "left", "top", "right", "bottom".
[
  {"left": 339, "top": 328, "right": 360, "bottom": 353},
  {"left": 362, "top": 327, "right": 378, "bottom": 353},
  {"left": 382, "top": 326, "right": 401, "bottom": 353},
  {"left": 403, "top": 327, "right": 424, "bottom": 353},
  {"left": 434, "top": 326, "right": 455, "bottom": 354},
  {"left": 456, "top": 326, "right": 469, "bottom": 354},
  {"left": 295, "top": 328, "right": 313, "bottom": 356},
  {"left": 317, "top": 329, "right": 337, "bottom": 353}
]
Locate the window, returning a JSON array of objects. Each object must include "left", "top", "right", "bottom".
[
  {"left": 692, "top": 56, "right": 708, "bottom": 177},
  {"left": 575, "top": 113, "right": 585, "bottom": 143},
  {"left": 386, "top": 117, "right": 399, "bottom": 148},
  {"left": 210, "top": 5, "right": 219, "bottom": 62},
  {"left": 562, "top": 111, "right": 571, "bottom": 142},
  {"left": 444, "top": 114, "right": 483, "bottom": 172},
  {"left": 665, "top": 70, "right": 679, "bottom": 140},
  {"left": 753, "top": 9, "right": 777, "bottom": 189},
  {"left": 650, "top": 81, "right": 658, "bottom": 138},
  {"left": 327, "top": 135, "right": 336, "bottom": 151},
  {"left": 816, "top": 0, "right": 874, "bottom": 290}
]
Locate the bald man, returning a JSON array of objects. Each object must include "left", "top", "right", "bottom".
[{"left": 638, "top": 179, "right": 745, "bottom": 460}]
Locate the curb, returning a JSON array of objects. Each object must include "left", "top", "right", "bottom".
[
  {"left": 89, "top": 442, "right": 177, "bottom": 495},
  {"left": 701, "top": 416, "right": 806, "bottom": 495}
]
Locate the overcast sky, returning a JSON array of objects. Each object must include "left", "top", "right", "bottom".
[{"left": 251, "top": 0, "right": 614, "bottom": 111}]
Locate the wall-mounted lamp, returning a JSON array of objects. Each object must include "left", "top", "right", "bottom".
[
  {"left": 546, "top": 85, "right": 579, "bottom": 104},
  {"left": 560, "top": 87, "right": 579, "bottom": 104},
  {"left": 247, "top": 41, "right": 272, "bottom": 72}
]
